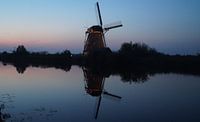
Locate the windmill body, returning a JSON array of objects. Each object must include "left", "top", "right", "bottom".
[
  {"left": 83, "top": 2, "right": 122, "bottom": 55},
  {"left": 83, "top": 25, "right": 106, "bottom": 55}
]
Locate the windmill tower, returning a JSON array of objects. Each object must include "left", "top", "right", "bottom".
[{"left": 83, "top": 2, "right": 123, "bottom": 55}]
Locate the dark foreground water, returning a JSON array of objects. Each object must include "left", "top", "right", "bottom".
[{"left": 0, "top": 63, "right": 200, "bottom": 122}]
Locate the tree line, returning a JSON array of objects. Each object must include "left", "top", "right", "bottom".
[{"left": 0, "top": 42, "right": 200, "bottom": 75}]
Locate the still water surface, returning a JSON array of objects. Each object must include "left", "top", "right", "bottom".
[{"left": 0, "top": 64, "right": 200, "bottom": 122}]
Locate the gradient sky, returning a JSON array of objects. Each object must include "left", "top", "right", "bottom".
[{"left": 0, "top": 0, "right": 200, "bottom": 54}]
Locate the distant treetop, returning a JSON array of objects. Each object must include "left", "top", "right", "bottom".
[
  {"left": 14, "top": 45, "right": 29, "bottom": 55},
  {"left": 119, "top": 42, "right": 160, "bottom": 56}
]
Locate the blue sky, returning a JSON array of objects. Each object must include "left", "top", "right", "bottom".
[{"left": 0, "top": 0, "right": 200, "bottom": 54}]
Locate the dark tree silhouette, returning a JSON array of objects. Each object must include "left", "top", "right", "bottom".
[
  {"left": 14, "top": 45, "right": 29, "bottom": 55},
  {"left": 0, "top": 42, "right": 200, "bottom": 77},
  {"left": 119, "top": 42, "right": 159, "bottom": 56}
]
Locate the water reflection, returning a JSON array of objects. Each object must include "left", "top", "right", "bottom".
[
  {"left": 13, "top": 107, "right": 58, "bottom": 122},
  {"left": 4, "top": 62, "right": 152, "bottom": 84},
  {"left": 0, "top": 92, "right": 58, "bottom": 122},
  {"left": 1, "top": 62, "right": 200, "bottom": 121},
  {"left": 83, "top": 67, "right": 122, "bottom": 119},
  {"left": 4, "top": 60, "right": 200, "bottom": 84},
  {"left": 3, "top": 62, "right": 71, "bottom": 74},
  {"left": 14, "top": 64, "right": 27, "bottom": 74}
]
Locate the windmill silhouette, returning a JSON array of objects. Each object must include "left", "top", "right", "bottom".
[{"left": 83, "top": 2, "right": 123, "bottom": 55}]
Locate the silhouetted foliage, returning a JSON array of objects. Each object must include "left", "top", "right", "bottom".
[
  {"left": 0, "top": 45, "right": 72, "bottom": 73},
  {"left": 0, "top": 43, "right": 200, "bottom": 79},
  {"left": 61, "top": 49, "right": 71, "bottom": 56},
  {"left": 119, "top": 42, "right": 160, "bottom": 57},
  {"left": 14, "top": 45, "right": 29, "bottom": 55}
]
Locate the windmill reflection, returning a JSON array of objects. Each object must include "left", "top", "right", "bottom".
[{"left": 83, "top": 67, "right": 122, "bottom": 119}]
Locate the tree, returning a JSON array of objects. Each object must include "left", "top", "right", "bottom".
[
  {"left": 61, "top": 49, "right": 71, "bottom": 57},
  {"left": 119, "top": 42, "right": 133, "bottom": 54},
  {"left": 15, "top": 45, "right": 29, "bottom": 55},
  {"left": 119, "top": 42, "right": 159, "bottom": 56}
]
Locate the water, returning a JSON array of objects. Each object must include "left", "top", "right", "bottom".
[{"left": 0, "top": 63, "right": 200, "bottom": 122}]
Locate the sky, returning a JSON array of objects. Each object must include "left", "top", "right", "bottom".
[{"left": 0, "top": 0, "right": 200, "bottom": 54}]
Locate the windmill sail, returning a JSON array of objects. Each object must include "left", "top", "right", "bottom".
[
  {"left": 96, "top": 2, "right": 103, "bottom": 26},
  {"left": 104, "top": 21, "right": 123, "bottom": 31}
]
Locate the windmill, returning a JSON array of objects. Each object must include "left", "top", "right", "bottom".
[{"left": 83, "top": 2, "right": 123, "bottom": 55}]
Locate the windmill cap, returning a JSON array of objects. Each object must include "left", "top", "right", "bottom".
[{"left": 90, "top": 25, "right": 103, "bottom": 32}]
